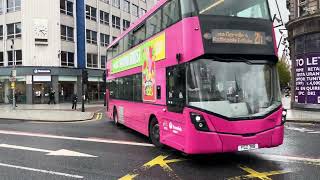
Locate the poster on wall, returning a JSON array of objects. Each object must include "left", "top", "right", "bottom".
[{"left": 295, "top": 54, "right": 320, "bottom": 104}]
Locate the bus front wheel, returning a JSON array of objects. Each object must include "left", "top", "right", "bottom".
[{"left": 149, "top": 117, "right": 163, "bottom": 148}]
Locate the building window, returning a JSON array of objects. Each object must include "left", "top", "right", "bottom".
[
  {"left": 61, "top": 51, "right": 74, "bottom": 67},
  {"left": 112, "top": 15, "right": 120, "bottom": 29},
  {"left": 86, "top": 5, "right": 97, "bottom": 21},
  {"left": 7, "top": 0, "right": 21, "bottom": 13},
  {"left": 7, "top": 50, "right": 22, "bottom": 66},
  {"left": 132, "top": 4, "right": 138, "bottom": 17},
  {"left": 100, "top": 11, "right": 109, "bottom": 25},
  {"left": 87, "top": 53, "right": 98, "bottom": 68},
  {"left": 61, "top": 25, "right": 74, "bottom": 41},
  {"left": 100, "top": 0, "right": 109, "bottom": 4},
  {"left": 60, "top": 0, "right": 73, "bottom": 16},
  {"left": 0, "top": 52, "right": 3, "bottom": 67},
  {"left": 86, "top": 29, "right": 98, "bottom": 44},
  {"left": 123, "top": 0, "right": 130, "bottom": 13},
  {"left": 123, "top": 19, "right": 130, "bottom": 31},
  {"left": 100, "top": 33, "right": 110, "bottom": 47},
  {"left": 140, "top": 8, "right": 146, "bottom": 17},
  {"left": 112, "top": 0, "right": 120, "bottom": 8},
  {"left": 7, "top": 22, "right": 21, "bottom": 39},
  {"left": 101, "top": 55, "right": 106, "bottom": 69},
  {"left": 0, "top": 0, "right": 4, "bottom": 15},
  {"left": 0, "top": 25, "right": 3, "bottom": 40}
]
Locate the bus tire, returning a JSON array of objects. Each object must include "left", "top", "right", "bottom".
[
  {"left": 113, "top": 108, "right": 120, "bottom": 126},
  {"left": 149, "top": 117, "right": 163, "bottom": 148}
]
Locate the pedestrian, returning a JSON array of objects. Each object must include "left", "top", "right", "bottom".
[
  {"left": 72, "top": 94, "right": 78, "bottom": 110},
  {"left": 48, "top": 88, "right": 56, "bottom": 105}
]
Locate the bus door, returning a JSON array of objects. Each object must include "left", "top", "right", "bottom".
[{"left": 162, "top": 65, "right": 186, "bottom": 144}]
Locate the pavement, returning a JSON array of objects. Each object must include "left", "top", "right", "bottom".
[
  {"left": 0, "top": 114, "right": 318, "bottom": 179},
  {"left": 0, "top": 104, "right": 104, "bottom": 122},
  {"left": 282, "top": 96, "right": 320, "bottom": 124}
]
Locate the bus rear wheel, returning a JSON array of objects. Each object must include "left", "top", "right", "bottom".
[
  {"left": 149, "top": 117, "right": 163, "bottom": 148},
  {"left": 113, "top": 109, "right": 119, "bottom": 126}
]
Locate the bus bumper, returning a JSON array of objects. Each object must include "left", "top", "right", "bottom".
[{"left": 184, "top": 125, "right": 284, "bottom": 154}]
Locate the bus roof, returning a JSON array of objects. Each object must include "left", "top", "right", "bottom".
[{"left": 107, "top": 0, "right": 168, "bottom": 49}]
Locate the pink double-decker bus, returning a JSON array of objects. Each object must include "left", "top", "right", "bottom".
[{"left": 106, "top": 0, "right": 286, "bottom": 154}]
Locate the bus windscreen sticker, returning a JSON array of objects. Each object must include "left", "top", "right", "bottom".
[
  {"left": 211, "top": 29, "right": 266, "bottom": 45},
  {"left": 111, "top": 33, "right": 166, "bottom": 75}
]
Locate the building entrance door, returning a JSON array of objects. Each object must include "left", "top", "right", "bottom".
[{"left": 33, "top": 83, "right": 51, "bottom": 104}]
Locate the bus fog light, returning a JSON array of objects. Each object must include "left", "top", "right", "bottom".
[{"left": 190, "top": 113, "right": 209, "bottom": 132}]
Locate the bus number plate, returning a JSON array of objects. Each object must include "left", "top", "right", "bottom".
[{"left": 238, "top": 144, "right": 259, "bottom": 151}]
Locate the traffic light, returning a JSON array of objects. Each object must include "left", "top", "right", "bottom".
[{"left": 82, "top": 69, "right": 88, "bottom": 84}]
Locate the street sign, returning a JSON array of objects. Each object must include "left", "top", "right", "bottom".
[
  {"left": 10, "top": 82, "right": 15, "bottom": 89},
  {"left": 11, "top": 70, "right": 16, "bottom": 77},
  {"left": 9, "top": 77, "right": 16, "bottom": 82}
]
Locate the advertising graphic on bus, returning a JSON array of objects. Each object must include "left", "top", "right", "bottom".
[{"left": 105, "top": 0, "right": 286, "bottom": 154}]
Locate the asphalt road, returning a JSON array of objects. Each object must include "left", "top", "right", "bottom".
[{"left": 0, "top": 112, "right": 319, "bottom": 180}]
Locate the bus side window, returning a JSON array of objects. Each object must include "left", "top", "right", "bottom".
[{"left": 167, "top": 65, "right": 186, "bottom": 113}]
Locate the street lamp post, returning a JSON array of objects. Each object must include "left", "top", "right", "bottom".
[{"left": 11, "top": 39, "right": 16, "bottom": 110}]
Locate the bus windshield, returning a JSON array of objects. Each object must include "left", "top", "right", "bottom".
[
  {"left": 187, "top": 59, "right": 281, "bottom": 119},
  {"left": 195, "top": 0, "right": 270, "bottom": 20}
]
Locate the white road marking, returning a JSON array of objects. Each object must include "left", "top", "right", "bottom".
[
  {"left": 0, "top": 144, "right": 97, "bottom": 157},
  {"left": 259, "top": 154, "right": 320, "bottom": 165},
  {"left": 308, "top": 131, "right": 320, "bottom": 134},
  {"left": 286, "top": 126, "right": 320, "bottom": 134},
  {"left": 0, "top": 162, "right": 83, "bottom": 179},
  {"left": 0, "top": 130, "right": 154, "bottom": 147}
]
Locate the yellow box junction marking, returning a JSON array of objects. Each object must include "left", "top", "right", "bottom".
[
  {"left": 95, "top": 113, "right": 103, "bottom": 120},
  {"left": 119, "top": 155, "right": 186, "bottom": 180},
  {"left": 228, "top": 165, "right": 292, "bottom": 180}
]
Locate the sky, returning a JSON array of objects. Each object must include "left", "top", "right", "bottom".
[{"left": 268, "top": 0, "right": 291, "bottom": 63}]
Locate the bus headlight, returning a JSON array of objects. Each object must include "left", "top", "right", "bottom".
[
  {"left": 190, "top": 113, "right": 209, "bottom": 132},
  {"left": 281, "top": 109, "right": 287, "bottom": 124}
]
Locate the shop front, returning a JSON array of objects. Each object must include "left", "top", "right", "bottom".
[
  {"left": 0, "top": 76, "right": 27, "bottom": 104},
  {"left": 288, "top": 15, "right": 320, "bottom": 110},
  {"left": 32, "top": 75, "right": 52, "bottom": 104}
]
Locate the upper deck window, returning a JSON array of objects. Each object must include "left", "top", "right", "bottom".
[{"left": 196, "top": 0, "right": 270, "bottom": 20}]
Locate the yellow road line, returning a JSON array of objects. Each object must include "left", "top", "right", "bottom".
[
  {"left": 119, "top": 155, "right": 185, "bottom": 180},
  {"left": 228, "top": 165, "right": 292, "bottom": 180}
]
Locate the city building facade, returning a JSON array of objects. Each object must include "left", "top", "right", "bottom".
[
  {"left": 287, "top": 0, "right": 320, "bottom": 110},
  {"left": 0, "top": 0, "right": 156, "bottom": 104}
]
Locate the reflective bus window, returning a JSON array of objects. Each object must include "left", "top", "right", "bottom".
[
  {"left": 132, "top": 24, "right": 146, "bottom": 46},
  {"left": 162, "top": 0, "right": 180, "bottom": 29},
  {"left": 146, "top": 9, "right": 162, "bottom": 38}
]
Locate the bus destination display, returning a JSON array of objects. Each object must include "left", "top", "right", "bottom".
[{"left": 211, "top": 29, "right": 266, "bottom": 45}]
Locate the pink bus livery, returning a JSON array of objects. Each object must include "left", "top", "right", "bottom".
[{"left": 105, "top": 0, "right": 286, "bottom": 154}]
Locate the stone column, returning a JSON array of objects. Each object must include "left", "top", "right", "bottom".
[
  {"left": 26, "top": 75, "right": 33, "bottom": 104},
  {"left": 52, "top": 76, "right": 59, "bottom": 104}
]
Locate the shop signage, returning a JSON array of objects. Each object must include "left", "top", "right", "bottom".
[
  {"left": 33, "top": 69, "right": 51, "bottom": 74},
  {"left": 295, "top": 53, "right": 320, "bottom": 104},
  {"left": 211, "top": 29, "right": 267, "bottom": 45},
  {"left": 111, "top": 32, "right": 166, "bottom": 74}
]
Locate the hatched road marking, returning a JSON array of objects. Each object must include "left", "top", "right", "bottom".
[
  {"left": 0, "top": 129, "right": 154, "bottom": 147},
  {"left": 228, "top": 165, "right": 291, "bottom": 180},
  {"left": 119, "top": 155, "right": 186, "bottom": 180},
  {"left": 95, "top": 113, "right": 103, "bottom": 120},
  {"left": 0, "top": 162, "right": 83, "bottom": 179}
]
